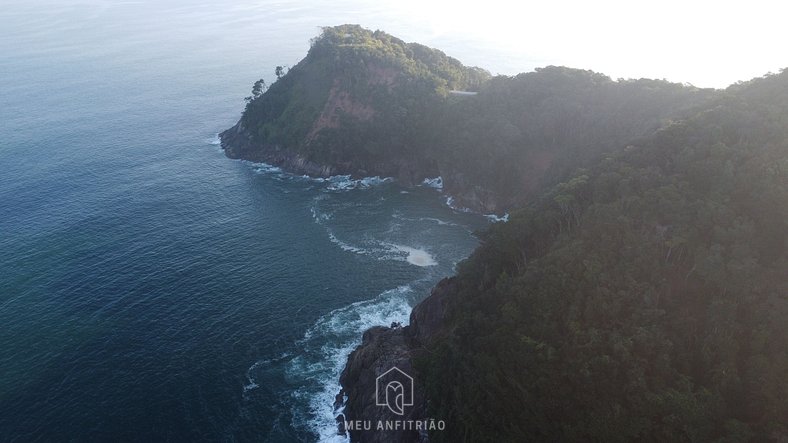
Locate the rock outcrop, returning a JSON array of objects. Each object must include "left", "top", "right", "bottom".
[
  {"left": 335, "top": 278, "right": 457, "bottom": 442},
  {"left": 221, "top": 121, "right": 339, "bottom": 176}
]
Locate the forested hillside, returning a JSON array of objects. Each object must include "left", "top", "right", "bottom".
[
  {"left": 224, "top": 26, "right": 713, "bottom": 212},
  {"left": 426, "top": 67, "right": 714, "bottom": 211},
  {"left": 417, "top": 70, "right": 788, "bottom": 442},
  {"left": 224, "top": 27, "right": 787, "bottom": 442},
  {"left": 224, "top": 24, "right": 489, "bottom": 183}
]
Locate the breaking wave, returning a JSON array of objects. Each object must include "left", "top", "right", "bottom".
[
  {"left": 287, "top": 285, "right": 414, "bottom": 442},
  {"left": 325, "top": 175, "right": 393, "bottom": 191},
  {"left": 485, "top": 213, "right": 509, "bottom": 223},
  {"left": 420, "top": 176, "right": 443, "bottom": 190}
]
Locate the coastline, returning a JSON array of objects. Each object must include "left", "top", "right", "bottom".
[
  {"left": 219, "top": 124, "right": 511, "bottom": 217},
  {"left": 220, "top": 131, "right": 486, "bottom": 441},
  {"left": 335, "top": 278, "right": 458, "bottom": 443}
]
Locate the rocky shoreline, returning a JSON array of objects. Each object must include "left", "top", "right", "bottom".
[
  {"left": 334, "top": 278, "right": 457, "bottom": 443},
  {"left": 220, "top": 121, "right": 341, "bottom": 177},
  {"left": 220, "top": 122, "right": 509, "bottom": 214},
  {"left": 220, "top": 121, "right": 445, "bottom": 188}
]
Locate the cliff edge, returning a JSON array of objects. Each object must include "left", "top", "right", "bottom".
[
  {"left": 335, "top": 278, "right": 457, "bottom": 443},
  {"left": 220, "top": 24, "right": 488, "bottom": 188}
]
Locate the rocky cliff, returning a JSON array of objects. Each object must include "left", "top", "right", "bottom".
[
  {"left": 220, "top": 24, "right": 488, "bottom": 190},
  {"left": 217, "top": 26, "right": 788, "bottom": 442},
  {"left": 222, "top": 27, "right": 711, "bottom": 213},
  {"left": 335, "top": 278, "right": 456, "bottom": 443}
]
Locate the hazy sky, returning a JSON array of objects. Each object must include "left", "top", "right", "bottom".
[
  {"left": 2, "top": 0, "right": 786, "bottom": 89},
  {"left": 376, "top": 0, "right": 787, "bottom": 87}
]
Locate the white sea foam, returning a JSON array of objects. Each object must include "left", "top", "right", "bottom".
[
  {"left": 309, "top": 200, "right": 333, "bottom": 224},
  {"left": 243, "top": 352, "right": 293, "bottom": 397},
  {"left": 326, "top": 231, "right": 368, "bottom": 255},
  {"left": 239, "top": 158, "right": 395, "bottom": 192},
  {"left": 444, "top": 194, "right": 509, "bottom": 222},
  {"left": 243, "top": 360, "right": 263, "bottom": 393},
  {"left": 254, "top": 163, "right": 283, "bottom": 174},
  {"left": 361, "top": 176, "right": 392, "bottom": 187},
  {"left": 325, "top": 175, "right": 354, "bottom": 191},
  {"left": 485, "top": 213, "right": 509, "bottom": 223},
  {"left": 386, "top": 244, "right": 438, "bottom": 267},
  {"left": 421, "top": 176, "right": 443, "bottom": 190},
  {"left": 243, "top": 380, "right": 259, "bottom": 392},
  {"left": 325, "top": 175, "right": 393, "bottom": 191},
  {"left": 209, "top": 134, "right": 221, "bottom": 145},
  {"left": 311, "top": 197, "right": 378, "bottom": 257},
  {"left": 287, "top": 286, "right": 413, "bottom": 442},
  {"left": 445, "top": 196, "right": 471, "bottom": 213},
  {"left": 392, "top": 212, "right": 457, "bottom": 227},
  {"left": 419, "top": 217, "right": 456, "bottom": 226}
]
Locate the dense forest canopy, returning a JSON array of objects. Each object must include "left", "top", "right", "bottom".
[
  {"left": 425, "top": 67, "right": 715, "bottom": 210},
  {"left": 229, "top": 27, "right": 787, "bottom": 441},
  {"left": 236, "top": 26, "right": 716, "bottom": 211},
  {"left": 239, "top": 25, "right": 490, "bottom": 169},
  {"left": 417, "top": 70, "right": 788, "bottom": 442}
]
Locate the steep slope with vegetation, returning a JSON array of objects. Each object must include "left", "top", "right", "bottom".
[
  {"left": 221, "top": 24, "right": 490, "bottom": 184},
  {"left": 222, "top": 26, "right": 713, "bottom": 212},
  {"left": 222, "top": 26, "right": 787, "bottom": 442},
  {"left": 415, "top": 71, "right": 788, "bottom": 442},
  {"left": 427, "top": 68, "right": 715, "bottom": 211}
]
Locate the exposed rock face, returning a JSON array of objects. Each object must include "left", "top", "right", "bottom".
[
  {"left": 335, "top": 278, "right": 457, "bottom": 443},
  {"left": 220, "top": 120, "right": 440, "bottom": 187},
  {"left": 219, "top": 25, "right": 500, "bottom": 213},
  {"left": 220, "top": 121, "right": 339, "bottom": 177},
  {"left": 440, "top": 171, "right": 504, "bottom": 214},
  {"left": 306, "top": 79, "right": 378, "bottom": 143},
  {"left": 221, "top": 118, "right": 503, "bottom": 213}
]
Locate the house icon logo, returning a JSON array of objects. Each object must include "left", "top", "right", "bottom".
[{"left": 375, "top": 366, "right": 414, "bottom": 415}]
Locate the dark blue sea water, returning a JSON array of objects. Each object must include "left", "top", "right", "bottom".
[{"left": 0, "top": 2, "right": 492, "bottom": 441}]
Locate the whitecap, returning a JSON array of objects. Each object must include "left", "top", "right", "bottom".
[
  {"left": 445, "top": 196, "right": 471, "bottom": 213},
  {"left": 485, "top": 213, "right": 510, "bottom": 223},
  {"left": 287, "top": 286, "right": 414, "bottom": 442},
  {"left": 209, "top": 134, "right": 221, "bottom": 145},
  {"left": 325, "top": 175, "right": 393, "bottom": 191},
  {"left": 254, "top": 164, "right": 283, "bottom": 174},
  {"left": 421, "top": 176, "right": 443, "bottom": 190},
  {"left": 325, "top": 175, "right": 354, "bottom": 191}
]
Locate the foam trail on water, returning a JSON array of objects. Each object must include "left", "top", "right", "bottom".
[
  {"left": 392, "top": 212, "right": 459, "bottom": 227},
  {"left": 287, "top": 286, "right": 414, "bottom": 442},
  {"left": 384, "top": 243, "right": 438, "bottom": 267},
  {"left": 244, "top": 360, "right": 263, "bottom": 393},
  {"left": 243, "top": 352, "right": 293, "bottom": 397},
  {"left": 326, "top": 230, "right": 369, "bottom": 255}
]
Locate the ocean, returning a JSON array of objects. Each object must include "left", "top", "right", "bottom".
[{"left": 0, "top": 1, "right": 493, "bottom": 441}]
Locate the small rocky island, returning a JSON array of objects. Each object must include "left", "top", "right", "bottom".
[{"left": 223, "top": 25, "right": 788, "bottom": 442}]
